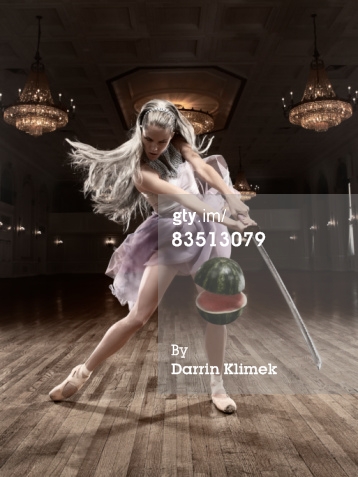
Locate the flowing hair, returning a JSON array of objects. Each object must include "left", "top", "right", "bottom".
[{"left": 67, "top": 98, "right": 213, "bottom": 230}]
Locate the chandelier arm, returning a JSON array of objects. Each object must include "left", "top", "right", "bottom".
[
  {"left": 238, "top": 146, "right": 242, "bottom": 172},
  {"left": 311, "top": 14, "right": 321, "bottom": 97},
  {"left": 311, "top": 14, "right": 319, "bottom": 60},
  {"left": 234, "top": 146, "right": 258, "bottom": 199},
  {"left": 35, "top": 15, "right": 42, "bottom": 63}
]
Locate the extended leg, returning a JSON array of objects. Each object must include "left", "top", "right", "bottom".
[
  {"left": 194, "top": 281, "right": 237, "bottom": 413},
  {"left": 204, "top": 322, "right": 227, "bottom": 376},
  {"left": 205, "top": 322, "right": 236, "bottom": 413},
  {"left": 49, "top": 264, "right": 177, "bottom": 401}
]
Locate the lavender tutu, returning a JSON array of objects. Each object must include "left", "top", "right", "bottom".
[{"left": 106, "top": 155, "right": 237, "bottom": 309}]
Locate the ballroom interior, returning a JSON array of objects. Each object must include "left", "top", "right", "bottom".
[{"left": 1, "top": 1, "right": 358, "bottom": 476}]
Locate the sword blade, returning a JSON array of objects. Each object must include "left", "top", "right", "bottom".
[{"left": 254, "top": 241, "right": 322, "bottom": 370}]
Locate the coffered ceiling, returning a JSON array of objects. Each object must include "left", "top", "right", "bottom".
[{"left": 1, "top": 0, "right": 358, "bottom": 188}]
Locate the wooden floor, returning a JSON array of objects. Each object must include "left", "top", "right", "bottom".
[{"left": 1, "top": 271, "right": 358, "bottom": 476}]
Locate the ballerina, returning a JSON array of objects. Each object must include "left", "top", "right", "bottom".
[{"left": 49, "top": 99, "right": 256, "bottom": 413}]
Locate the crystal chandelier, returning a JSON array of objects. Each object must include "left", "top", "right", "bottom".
[
  {"left": 282, "top": 14, "right": 354, "bottom": 133},
  {"left": 233, "top": 148, "right": 258, "bottom": 201},
  {"left": 2, "top": 16, "right": 72, "bottom": 137},
  {"left": 177, "top": 106, "right": 214, "bottom": 135}
]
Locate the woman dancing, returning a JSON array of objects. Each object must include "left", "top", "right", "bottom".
[{"left": 49, "top": 99, "right": 255, "bottom": 413}]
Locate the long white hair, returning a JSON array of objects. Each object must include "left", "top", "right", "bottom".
[{"left": 67, "top": 98, "right": 212, "bottom": 230}]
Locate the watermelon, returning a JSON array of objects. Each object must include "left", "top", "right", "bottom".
[
  {"left": 194, "top": 257, "right": 245, "bottom": 295},
  {"left": 194, "top": 257, "right": 246, "bottom": 324},
  {"left": 196, "top": 290, "right": 247, "bottom": 325}
]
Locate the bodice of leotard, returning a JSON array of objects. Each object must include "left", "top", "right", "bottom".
[{"left": 141, "top": 160, "right": 200, "bottom": 215}]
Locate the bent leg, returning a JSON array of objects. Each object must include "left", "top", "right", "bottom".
[{"left": 85, "top": 264, "right": 178, "bottom": 371}]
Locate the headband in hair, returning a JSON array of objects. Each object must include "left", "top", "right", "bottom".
[{"left": 141, "top": 107, "right": 176, "bottom": 124}]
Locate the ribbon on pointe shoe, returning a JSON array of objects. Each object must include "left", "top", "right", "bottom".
[
  {"left": 210, "top": 376, "right": 237, "bottom": 414},
  {"left": 49, "top": 364, "right": 92, "bottom": 401}
]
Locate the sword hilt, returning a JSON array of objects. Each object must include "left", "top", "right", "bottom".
[
  {"left": 237, "top": 213, "right": 260, "bottom": 233},
  {"left": 245, "top": 224, "right": 260, "bottom": 233}
]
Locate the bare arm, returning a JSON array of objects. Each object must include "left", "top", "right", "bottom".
[
  {"left": 134, "top": 166, "right": 247, "bottom": 232},
  {"left": 173, "top": 138, "right": 252, "bottom": 221}
]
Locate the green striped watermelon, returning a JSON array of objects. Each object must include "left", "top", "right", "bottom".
[
  {"left": 194, "top": 257, "right": 245, "bottom": 295},
  {"left": 196, "top": 290, "right": 247, "bottom": 325},
  {"left": 194, "top": 257, "right": 246, "bottom": 325}
]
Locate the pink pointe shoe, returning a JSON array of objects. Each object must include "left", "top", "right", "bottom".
[
  {"left": 49, "top": 364, "right": 92, "bottom": 401},
  {"left": 211, "top": 377, "right": 237, "bottom": 414}
]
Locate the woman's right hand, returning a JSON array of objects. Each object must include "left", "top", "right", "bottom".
[
  {"left": 238, "top": 213, "right": 257, "bottom": 227},
  {"left": 229, "top": 215, "right": 257, "bottom": 233}
]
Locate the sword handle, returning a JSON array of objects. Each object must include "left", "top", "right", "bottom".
[{"left": 244, "top": 224, "right": 260, "bottom": 233}]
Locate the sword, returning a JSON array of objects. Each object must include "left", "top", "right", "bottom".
[{"left": 245, "top": 225, "right": 322, "bottom": 370}]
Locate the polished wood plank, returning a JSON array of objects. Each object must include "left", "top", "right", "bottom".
[{"left": 1, "top": 272, "right": 358, "bottom": 476}]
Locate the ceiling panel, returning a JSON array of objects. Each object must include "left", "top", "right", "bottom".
[
  {"left": 40, "top": 41, "right": 79, "bottom": 60},
  {"left": 148, "top": 6, "right": 202, "bottom": 33},
  {"left": 76, "top": 6, "right": 134, "bottom": 32},
  {"left": 221, "top": 6, "right": 273, "bottom": 30},
  {"left": 152, "top": 39, "right": 199, "bottom": 60},
  {"left": 98, "top": 39, "right": 139, "bottom": 61},
  {"left": 214, "top": 38, "right": 261, "bottom": 61}
]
